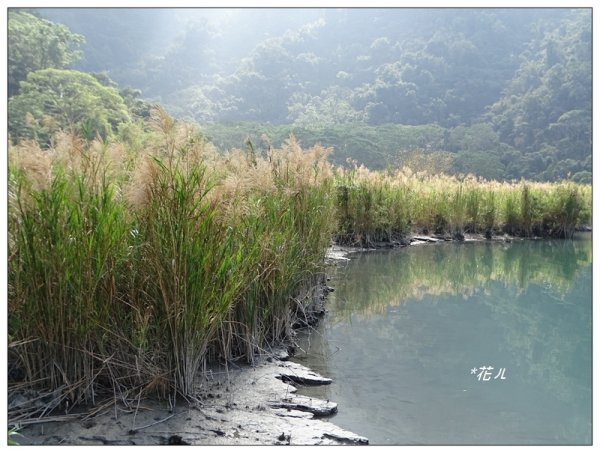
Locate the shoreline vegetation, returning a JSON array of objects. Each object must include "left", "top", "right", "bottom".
[{"left": 8, "top": 110, "right": 592, "bottom": 436}]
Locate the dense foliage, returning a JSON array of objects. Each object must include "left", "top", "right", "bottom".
[
  {"left": 8, "top": 68, "right": 131, "bottom": 144},
  {"left": 486, "top": 10, "right": 591, "bottom": 182},
  {"left": 8, "top": 121, "right": 336, "bottom": 406},
  {"left": 8, "top": 10, "right": 84, "bottom": 97},
  {"left": 31, "top": 8, "right": 591, "bottom": 182}
]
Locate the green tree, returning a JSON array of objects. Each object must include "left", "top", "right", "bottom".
[
  {"left": 287, "top": 86, "right": 365, "bottom": 126},
  {"left": 8, "top": 10, "right": 84, "bottom": 97},
  {"left": 8, "top": 69, "right": 130, "bottom": 144},
  {"left": 119, "top": 87, "right": 154, "bottom": 120}
]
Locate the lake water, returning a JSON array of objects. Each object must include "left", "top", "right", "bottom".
[{"left": 294, "top": 235, "right": 592, "bottom": 445}]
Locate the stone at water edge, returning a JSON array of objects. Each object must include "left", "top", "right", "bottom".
[
  {"left": 412, "top": 235, "right": 442, "bottom": 243},
  {"left": 276, "top": 361, "right": 333, "bottom": 386},
  {"left": 268, "top": 395, "right": 338, "bottom": 417}
]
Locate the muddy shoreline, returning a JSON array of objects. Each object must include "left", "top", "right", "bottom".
[
  {"left": 17, "top": 351, "right": 368, "bottom": 446},
  {"left": 326, "top": 231, "right": 521, "bottom": 260}
]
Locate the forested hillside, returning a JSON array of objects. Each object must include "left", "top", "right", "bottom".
[{"left": 10, "top": 8, "right": 592, "bottom": 182}]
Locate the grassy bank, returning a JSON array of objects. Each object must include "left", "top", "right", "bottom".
[
  {"left": 8, "top": 112, "right": 591, "bottom": 411},
  {"left": 334, "top": 164, "right": 591, "bottom": 246}
]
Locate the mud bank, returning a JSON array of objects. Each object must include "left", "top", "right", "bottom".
[
  {"left": 329, "top": 232, "right": 541, "bottom": 258},
  {"left": 18, "top": 352, "right": 368, "bottom": 446},
  {"left": 333, "top": 227, "right": 592, "bottom": 253}
]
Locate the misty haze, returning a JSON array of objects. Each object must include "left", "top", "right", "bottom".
[{"left": 17, "top": 7, "right": 590, "bottom": 181}]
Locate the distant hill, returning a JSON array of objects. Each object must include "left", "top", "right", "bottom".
[{"left": 26, "top": 8, "right": 593, "bottom": 182}]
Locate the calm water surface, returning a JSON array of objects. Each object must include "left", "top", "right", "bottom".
[{"left": 294, "top": 235, "right": 592, "bottom": 445}]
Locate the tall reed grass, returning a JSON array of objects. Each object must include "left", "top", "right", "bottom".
[
  {"left": 334, "top": 164, "right": 591, "bottom": 246},
  {"left": 8, "top": 109, "right": 591, "bottom": 408},
  {"left": 8, "top": 109, "right": 335, "bottom": 405}
]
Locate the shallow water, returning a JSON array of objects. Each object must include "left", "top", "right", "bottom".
[{"left": 294, "top": 235, "right": 592, "bottom": 445}]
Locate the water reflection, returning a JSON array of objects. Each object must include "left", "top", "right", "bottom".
[
  {"left": 295, "top": 235, "right": 591, "bottom": 445},
  {"left": 329, "top": 236, "right": 591, "bottom": 320}
]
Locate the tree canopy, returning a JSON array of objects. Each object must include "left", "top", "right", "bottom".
[
  {"left": 8, "top": 10, "right": 85, "bottom": 97},
  {"left": 9, "top": 69, "right": 130, "bottom": 144},
  {"left": 10, "top": 8, "right": 592, "bottom": 182}
]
